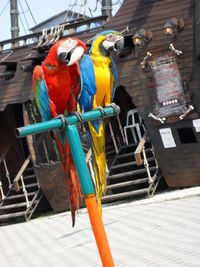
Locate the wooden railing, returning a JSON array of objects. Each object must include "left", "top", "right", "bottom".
[
  {"left": 13, "top": 155, "right": 31, "bottom": 208},
  {"left": 134, "top": 132, "right": 158, "bottom": 183},
  {"left": 134, "top": 132, "right": 147, "bottom": 166},
  {"left": 0, "top": 147, "right": 12, "bottom": 203},
  {"left": 0, "top": 15, "right": 107, "bottom": 52}
]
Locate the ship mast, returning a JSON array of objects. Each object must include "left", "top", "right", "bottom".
[
  {"left": 10, "top": 0, "right": 19, "bottom": 39},
  {"left": 101, "top": 0, "right": 112, "bottom": 18}
]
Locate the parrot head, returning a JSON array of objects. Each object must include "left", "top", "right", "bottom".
[
  {"left": 57, "top": 37, "right": 87, "bottom": 66},
  {"left": 90, "top": 30, "right": 124, "bottom": 56}
]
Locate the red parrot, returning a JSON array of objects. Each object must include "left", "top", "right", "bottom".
[{"left": 33, "top": 38, "right": 87, "bottom": 226}]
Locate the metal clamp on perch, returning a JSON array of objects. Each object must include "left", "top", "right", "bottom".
[
  {"left": 55, "top": 114, "right": 68, "bottom": 131},
  {"left": 95, "top": 106, "right": 107, "bottom": 119},
  {"left": 70, "top": 111, "right": 84, "bottom": 122},
  {"left": 15, "top": 105, "right": 120, "bottom": 138},
  {"left": 179, "top": 105, "right": 194, "bottom": 120},
  {"left": 148, "top": 113, "right": 166, "bottom": 124}
]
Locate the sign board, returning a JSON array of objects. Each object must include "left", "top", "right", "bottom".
[
  {"left": 159, "top": 128, "right": 176, "bottom": 148},
  {"left": 193, "top": 119, "right": 200, "bottom": 132},
  {"left": 149, "top": 53, "right": 187, "bottom": 118}
]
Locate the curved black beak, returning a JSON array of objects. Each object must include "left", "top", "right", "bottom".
[
  {"left": 114, "top": 38, "right": 124, "bottom": 52},
  {"left": 58, "top": 47, "right": 75, "bottom": 65},
  {"left": 58, "top": 51, "right": 71, "bottom": 64}
]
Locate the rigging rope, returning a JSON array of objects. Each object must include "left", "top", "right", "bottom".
[
  {"left": 24, "top": 0, "right": 37, "bottom": 25},
  {"left": 19, "top": 0, "right": 30, "bottom": 30},
  {"left": 0, "top": 0, "right": 9, "bottom": 17}
]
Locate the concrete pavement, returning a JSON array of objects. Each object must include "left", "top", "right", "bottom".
[{"left": 0, "top": 187, "right": 200, "bottom": 267}]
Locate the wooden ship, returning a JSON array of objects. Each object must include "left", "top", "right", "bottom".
[{"left": 0, "top": 0, "right": 200, "bottom": 223}]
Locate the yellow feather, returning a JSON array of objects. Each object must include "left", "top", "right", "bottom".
[{"left": 88, "top": 35, "right": 114, "bottom": 212}]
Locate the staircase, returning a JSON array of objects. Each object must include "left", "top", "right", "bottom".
[
  {"left": 102, "top": 141, "right": 161, "bottom": 204},
  {"left": 0, "top": 166, "right": 43, "bottom": 225}
]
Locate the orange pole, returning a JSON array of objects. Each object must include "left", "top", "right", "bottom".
[{"left": 85, "top": 195, "right": 115, "bottom": 267}]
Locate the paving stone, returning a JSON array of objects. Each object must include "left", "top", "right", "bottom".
[{"left": 0, "top": 188, "right": 200, "bottom": 267}]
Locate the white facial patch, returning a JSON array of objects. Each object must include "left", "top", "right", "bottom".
[
  {"left": 102, "top": 39, "right": 115, "bottom": 51},
  {"left": 57, "top": 38, "right": 78, "bottom": 56}
]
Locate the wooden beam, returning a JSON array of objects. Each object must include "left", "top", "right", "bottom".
[
  {"left": 195, "top": 0, "right": 200, "bottom": 59},
  {"left": 13, "top": 155, "right": 31, "bottom": 192},
  {"left": 134, "top": 132, "right": 147, "bottom": 166}
]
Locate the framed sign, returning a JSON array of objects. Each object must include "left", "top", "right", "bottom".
[
  {"left": 149, "top": 53, "right": 187, "bottom": 118},
  {"left": 159, "top": 128, "right": 176, "bottom": 148}
]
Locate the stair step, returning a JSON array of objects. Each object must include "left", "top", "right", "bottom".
[
  {"left": 10, "top": 183, "right": 38, "bottom": 191},
  {"left": 0, "top": 202, "right": 27, "bottom": 210},
  {"left": 106, "top": 149, "right": 117, "bottom": 156},
  {"left": 5, "top": 192, "right": 36, "bottom": 200},
  {"left": 102, "top": 188, "right": 149, "bottom": 202},
  {"left": 23, "top": 174, "right": 36, "bottom": 180},
  {"left": 111, "top": 157, "right": 155, "bottom": 170},
  {"left": 26, "top": 167, "right": 33, "bottom": 172},
  {"left": 117, "top": 148, "right": 152, "bottom": 160},
  {"left": 119, "top": 141, "right": 151, "bottom": 151},
  {"left": 119, "top": 143, "right": 139, "bottom": 150},
  {"left": 0, "top": 211, "right": 25, "bottom": 221},
  {"left": 107, "top": 178, "right": 149, "bottom": 190},
  {"left": 107, "top": 166, "right": 157, "bottom": 180}
]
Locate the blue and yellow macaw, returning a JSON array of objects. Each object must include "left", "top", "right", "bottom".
[
  {"left": 79, "top": 30, "right": 124, "bottom": 212},
  {"left": 33, "top": 37, "right": 87, "bottom": 226}
]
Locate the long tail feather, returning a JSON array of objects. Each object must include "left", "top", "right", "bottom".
[
  {"left": 55, "top": 133, "right": 82, "bottom": 226},
  {"left": 88, "top": 121, "right": 106, "bottom": 214}
]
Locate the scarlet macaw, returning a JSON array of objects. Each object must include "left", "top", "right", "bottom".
[
  {"left": 33, "top": 37, "right": 87, "bottom": 226},
  {"left": 79, "top": 30, "right": 124, "bottom": 212}
]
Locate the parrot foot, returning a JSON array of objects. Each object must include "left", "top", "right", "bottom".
[
  {"left": 95, "top": 106, "right": 106, "bottom": 119},
  {"left": 70, "top": 111, "right": 84, "bottom": 122},
  {"left": 55, "top": 114, "right": 67, "bottom": 131},
  {"left": 106, "top": 103, "right": 120, "bottom": 115}
]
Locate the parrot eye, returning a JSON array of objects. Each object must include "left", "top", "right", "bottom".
[
  {"left": 67, "top": 39, "right": 72, "bottom": 44},
  {"left": 106, "top": 33, "right": 113, "bottom": 40}
]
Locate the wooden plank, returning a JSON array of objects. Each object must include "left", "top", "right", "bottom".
[
  {"left": 13, "top": 155, "right": 31, "bottom": 192},
  {"left": 195, "top": 0, "right": 200, "bottom": 59},
  {"left": 134, "top": 132, "right": 147, "bottom": 166}
]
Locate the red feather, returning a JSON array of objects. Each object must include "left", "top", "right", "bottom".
[{"left": 34, "top": 38, "right": 86, "bottom": 226}]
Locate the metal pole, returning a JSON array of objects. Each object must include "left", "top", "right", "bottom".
[
  {"left": 10, "top": 0, "right": 20, "bottom": 39},
  {"left": 16, "top": 106, "right": 120, "bottom": 138},
  {"left": 102, "top": 0, "right": 112, "bottom": 18},
  {"left": 16, "top": 107, "right": 120, "bottom": 266},
  {"left": 66, "top": 124, "right": 114, "bottom": 267}
]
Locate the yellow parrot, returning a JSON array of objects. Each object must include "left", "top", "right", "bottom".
[{"left": 79, "top": 30, "right": 124, "bottom": 212}]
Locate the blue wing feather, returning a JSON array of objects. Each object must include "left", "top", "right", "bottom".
[
  {"left": 79, "top": 54, "right": 96, "bottom": 112},
  {"left": 79, "top": 55, "right": 102, "bottom": 133},
  {"left": 110, "top": 56, "right": 118, "bottom": 102},
  {"left": 33, "top": 66, "right": 52, "bottom": 122}
]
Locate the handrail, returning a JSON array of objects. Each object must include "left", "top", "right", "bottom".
[
  {"left": 13, "top": 155, "right": 31, "bottom": 192},
  {"left": 134, "top": 132, "right": 147, "bottom": 166},
  {"left": 0, "top": 145, "right": 12, "bottom": 202},
  {"left": 0, "top": 15, "right": 107, "bottom": 52},
  {"left": 0, "top": 146, "right": 11, "bottom": 164}
]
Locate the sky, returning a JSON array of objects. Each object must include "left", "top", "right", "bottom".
[{"left": 0, "top": 0, "right": 122, "bottom": 42}]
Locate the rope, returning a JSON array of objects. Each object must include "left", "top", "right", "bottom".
[
  {"left": 0, "top": 0, "right": 9, "bottom": 17},
  {"left": 24, "top": 0, "right": 37, "bottom": 25},
  {"left": 19, "top": 0, "right": 30, "bottom": 30}
]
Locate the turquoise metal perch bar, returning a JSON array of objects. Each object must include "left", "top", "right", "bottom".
[
  {"left": 15, "top": 106, "right": 120, "bottom": 138},
  {"left": 15, "top": 105, "right": 120, "bottom": 267}
]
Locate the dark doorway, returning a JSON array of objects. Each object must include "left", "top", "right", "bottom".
[{"left": 177, "top": 128, "right": 198, "bottom": 144}]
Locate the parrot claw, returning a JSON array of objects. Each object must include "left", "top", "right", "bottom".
[
  {"left": 106, "top": 103, "right": 120, "bottom": 115},
  {"left": 71, "top": 111, "right": 84, "bottom": 122},
  {"left": 95, "top": 106, "right": 106, "bottom": 119},
  {"left": 55, "top": 114, "right": 67, "bottom": 131}
]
